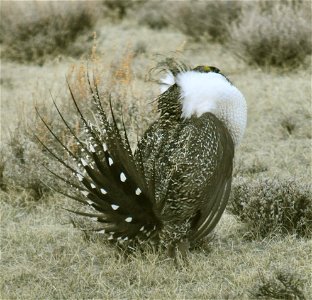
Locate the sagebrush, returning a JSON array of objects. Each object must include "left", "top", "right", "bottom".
[
  {"left": 251, "top": 270, "right": 307, "bottom": 300},
  {"left": 135, "top": 1, "right": 169, "bottom": 30},
  {"left": 0, "top": 1, "right": 99, "bottom": 63},
  {"left": 102, "top": 0, "right": 143, "bottom": 19},
  {"left": 169, "top": 1, "right": 242, "bottom": 42},
  {"left": 229, "top": 1, "right": 311, "bottom": 68},
  {"left": 229, "top": 176, "right": 312, "bottom": 238}
]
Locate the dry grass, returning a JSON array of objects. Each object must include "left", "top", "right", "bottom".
[
  {"left": 1, "top": 2, "right": 311, "bottom": 299},
  {"left": 1, "top": 193, "right": 311, "bottom": 299}
]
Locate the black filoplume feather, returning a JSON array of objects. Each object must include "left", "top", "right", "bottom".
[
  {"left": 37, "top": 66, "right": 234, "bottom": 252},
  {"left": 36, "top": 81, "right": 161, "bottom": 242}
]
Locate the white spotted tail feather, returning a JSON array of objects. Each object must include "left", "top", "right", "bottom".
[{"left": 35, "top": 77, "right": 161, "bottom": 242}]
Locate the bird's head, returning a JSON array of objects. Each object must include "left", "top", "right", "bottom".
[{"left": 159, "top": 62, "right": 247, "bottom": 146}]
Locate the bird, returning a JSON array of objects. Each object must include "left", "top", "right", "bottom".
[{"left": 36, "top": 59, "right": 247, "bottom": 258}]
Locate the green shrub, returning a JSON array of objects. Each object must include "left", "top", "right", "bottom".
[
  {"left": 251, "top": 270, "right": 307, "bottom": 299},
  {"left": 229, "top": 2, "right": 311, "bottom": 68},
  {"left": 228, "top": 177, "right": 312, "bottom": 238},
  {"left": 0, "top": 1, "right": 99, "bottom": 64},
  {"left": 170, "top": 1, "right": 242, "bottom": 42}
]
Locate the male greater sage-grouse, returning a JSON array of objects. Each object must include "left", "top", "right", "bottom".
[{"left": 37, "top": 61, "right": 247, "bottom": 258}]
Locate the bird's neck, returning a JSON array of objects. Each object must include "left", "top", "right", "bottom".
[
  {"left": 157, "top": 85, "right": 183, "bottom": 121},
  {"left": 209, "top": 98, "right": 247, "bottom": 146}
]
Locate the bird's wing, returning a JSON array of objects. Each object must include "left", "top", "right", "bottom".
[
  {"left": 135, "top": 111, "right": 234, "bottom": 241},
  {"left": 189, "top": 115, "right": 234, "bottom": 242}
]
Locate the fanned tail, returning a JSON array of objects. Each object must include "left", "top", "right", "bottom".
[{"left": 36, "top": 76, "right": 161, "bottom": 242}]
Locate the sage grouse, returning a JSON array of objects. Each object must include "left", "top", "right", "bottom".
[{"left": 37, "top": 62, "right": 247, "bottom": 257}]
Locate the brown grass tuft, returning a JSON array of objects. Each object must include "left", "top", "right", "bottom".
[{"left": 67, "top": 42, "right": 158, "bottom": 143}]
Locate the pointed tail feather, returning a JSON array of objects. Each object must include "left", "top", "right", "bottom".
[{"left": 37, "top": 78, "right": 162, "bottom": 242}]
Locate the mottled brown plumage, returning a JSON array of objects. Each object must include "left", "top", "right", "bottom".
[
  {"left": 135, "top": 83, "right": 234, "bottom": 253},
  {"left": 37, "top": 61, "right": 246, "bottom": 258}
]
